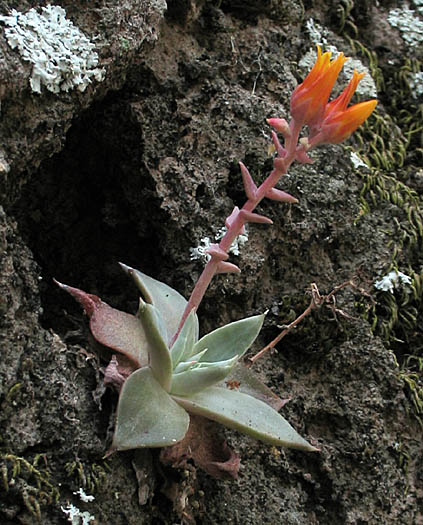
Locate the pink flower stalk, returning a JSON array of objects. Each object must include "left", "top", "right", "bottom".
[{"left": 172, "top": 47, "right": 377, "bottom": 343}]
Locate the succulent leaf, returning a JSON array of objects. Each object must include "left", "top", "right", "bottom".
[
  {"left": 173, "top": 348, "right": 209, "bottom": 374},
  {"left": 54, "top": 280, "right": 148, "bottom": 368},
  {"left": 170, "top": 310, "right": 196, "bottom": 368},
  {"left": 120, "top": 263, "right": 199, "bottom": 344},
  {"left": 137, "top": 299, "right": 172, "bottom": 392},
  {"left": 111, "top": 368, "right": 190, "bottom": 451},
  {"left": 192, "top": 313, "right": 265, "bottom": 363},
  {"left": 198, "top": 355, "right": 239, "bottom": 369},
  {"left": 170, "top": 357, "right": 238, "bottom": 396},
  {"left": 173, "top": 387, "right": 318, "bottom": 451},
  {"left": 221, "top": 364, "right": 288, "bottom": 411}
]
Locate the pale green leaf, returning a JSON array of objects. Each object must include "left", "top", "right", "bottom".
[
  {"left": 219, "top": 363, "right": 286, "bottom": 411},
  {"left": 120, "top": 263, "right": 199, "bottom": 344},
  {"left": 111, "top": 368, "right": 190, "bottom": 450},
  {"left": 170, "top": 310, "right": 196, "bottom": 368},
  {"left": 170, "top": 358, "right": 237, "bottom": 396},
  {"left": 173, "top": 349, "right": 208, "bottom": 374},
  {"left": 137, "top": 300, "right": 172, "bottom": 392},
  {"left": 173, "top": 387, "right": 318, "bottom": 451},
  {"left": 192, "top": 313, "right": 265, "bottom": 363}
]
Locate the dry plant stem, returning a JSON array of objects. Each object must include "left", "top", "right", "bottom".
[
  {"left": 248, "top": 280, "right": 359, "bottom": 365},
  {"left": 171, "top": 120, "right": 303, "bottom": 345},
  {"left": 248, "top": 300, "right": 316, "bottom": 365}
]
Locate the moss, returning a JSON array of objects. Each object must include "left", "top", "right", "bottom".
[
  {"left": 399, "top": 356, "right": 423, "bottom": 429},
  {"left": 334, "top": 0, "right": 356, "bottom": 36},
  {"left": 65, "top": 459, "right": 111, "bottom": 494},
  {"left": 344, "top": 41, "right": 423, "bottom": 427},
  {"left": 5, "top": 382, "right": 23, "bottom": 403},
  {"left": 389, "top": 58, "right": 423, "bottom": 159},
  {"left": 0, "top": 453, "right": 60, "bottom": 522}
]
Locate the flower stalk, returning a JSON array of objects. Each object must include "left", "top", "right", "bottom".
[
  {"left": 172, "top": 46, "right": 377, "bottom": 345},
  {"left": 171, "top": 120, "right": 303, "bottom": 345}
]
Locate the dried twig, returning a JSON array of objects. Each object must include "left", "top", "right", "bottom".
[{"left": 248, "top": 278, "right": 374, "bottom": 365}]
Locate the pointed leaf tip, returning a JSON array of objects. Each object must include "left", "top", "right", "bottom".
[
  {"left": 54, "top": 279, "right": 100, "bottom": 317},
  {"left": 216, "top": 261, "right": 241, "bottom": 274},
  {"left": 119, "top": 264, "right": 199, "bottom": 344},
  {"left": 193, "top": 313, "right": 265, "bottom": 363},
  {"left": 239, "top": 210, "right": 273, "bottom": 225},
  {"left": 266, "top": 188, "right": 299, "bottom": 204},
  {"left": 56, "top": 278, "right": 149, "bottom": 368},
  {"left": 174, "top": 387, "right": 318, "bottom": 452},
  {"left": 239, "top": 162, "right": 258, "bottom": 200}
]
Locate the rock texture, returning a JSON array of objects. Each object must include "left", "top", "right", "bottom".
[{"left": 1, "top": 0, "right": 422, "bottom": 523}]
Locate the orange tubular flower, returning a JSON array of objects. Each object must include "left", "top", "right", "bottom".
[
  {"left": 317, "top": 99, "right": 378, "bottom": 144},
  {"left": 290, "top": 46, "right": 347, "bottom": 128},
  {"left": 323, "top": 69, "right": 365, "bottom": 117},
  {"left": 309, "top": 69, "right": 378, "bottom": 146}
]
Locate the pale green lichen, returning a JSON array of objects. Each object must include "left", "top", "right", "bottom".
[
  {"left": 190, "top": 228, "right": 249, "bottom": 263},
  {"left": 409, "top": 71, "right": 423, "bottom": 98},
  {"left": 374, "top": 271, "right": 412, "bottom": 294},
  {"left": 0, "top": 5, "right": 105, "bottom": 94},
  {"left": 388, "top": 6, "right": 423, "bottom": 49},
  {"left": 301, "top": 19, "right": 377, "bottom": 98},
  {"left": 61, "top": 503, "right": 95, "bottom": 525}
]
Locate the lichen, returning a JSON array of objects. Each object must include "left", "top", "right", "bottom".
[
  {"left": 0, "top": 5, "right": 105, "bottom": 94},
  {"left": 61, "top": 503, "right": 95, "bottom": 525},
  {"left": 301, "top": 19, "right": 377, "bottom": 97},
  {"left": 388, "top": 5, "right": 423, "bottom": 49},
  {"left": 190, "top": 227, "right": 249, "bottom": 263},
  {"left": 409, "top": 71, "right": 423, "bottom": 98},
  {"left": 374, "top": 271, "right": 412, "bottom": 294}
]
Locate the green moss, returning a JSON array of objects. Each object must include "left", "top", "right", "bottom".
[
  {"left": 65, "top": 459, "right": 110, "bottom": 494},
  {"left": 399, "top": 356, "right": 423, "bottom": 429},
  {"left": 0, "top": 453, "right": 60, "bottom": 521},
  {"left": 5, "top": 383, "right": 23, "bottom": 403},
  {"left": 347, "top": 38, "right": 385, "bottom": 92},
  {"left": 334, "top": 42, "right": 423, "bottom": 428}
]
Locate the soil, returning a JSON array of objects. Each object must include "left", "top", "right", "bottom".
[{"left": 0, "top": 0, "right": 422, "bottom": 523}]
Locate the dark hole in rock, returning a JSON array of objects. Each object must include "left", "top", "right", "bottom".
[{"left": 10, "top": 93, "right": 169, "bottom": 338}]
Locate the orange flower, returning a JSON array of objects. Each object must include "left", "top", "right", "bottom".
[
  {"left": 323, "top": 69, "right": 365, "bottom": 117},
  {"left": 290, "top": 46, "right": 347, "bottom": 128},
  {"left": 309, "top": 70, "right": 378, "bottom": 145},
  {"left": 317, "top": 99, "right": 378, "bottom": 144}
]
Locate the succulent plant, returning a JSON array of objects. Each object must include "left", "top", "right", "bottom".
[
  {"left": 56, "top": 46, "right": 379, "bottom": 472},
  {"left": 56, "top": 264, "right": 317, "bottom": 454}
]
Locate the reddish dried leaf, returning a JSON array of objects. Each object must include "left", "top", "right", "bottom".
[
  {"left": 103, "top": 355, "right": 134, "bottom": 391},
  {"left": 160, "top": 415, "right": 240, "bottom": 480},
  {"left": 55, "top": 280, "right": 149, "bottom": 368}
]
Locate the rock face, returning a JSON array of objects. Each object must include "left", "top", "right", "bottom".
[{"left": 1, "top": 1, "right": 422, "bottom": 523}]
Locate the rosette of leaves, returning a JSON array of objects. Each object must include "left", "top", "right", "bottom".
[{"left": 56, "top": 264, "right": 317, "bottom": 454}]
